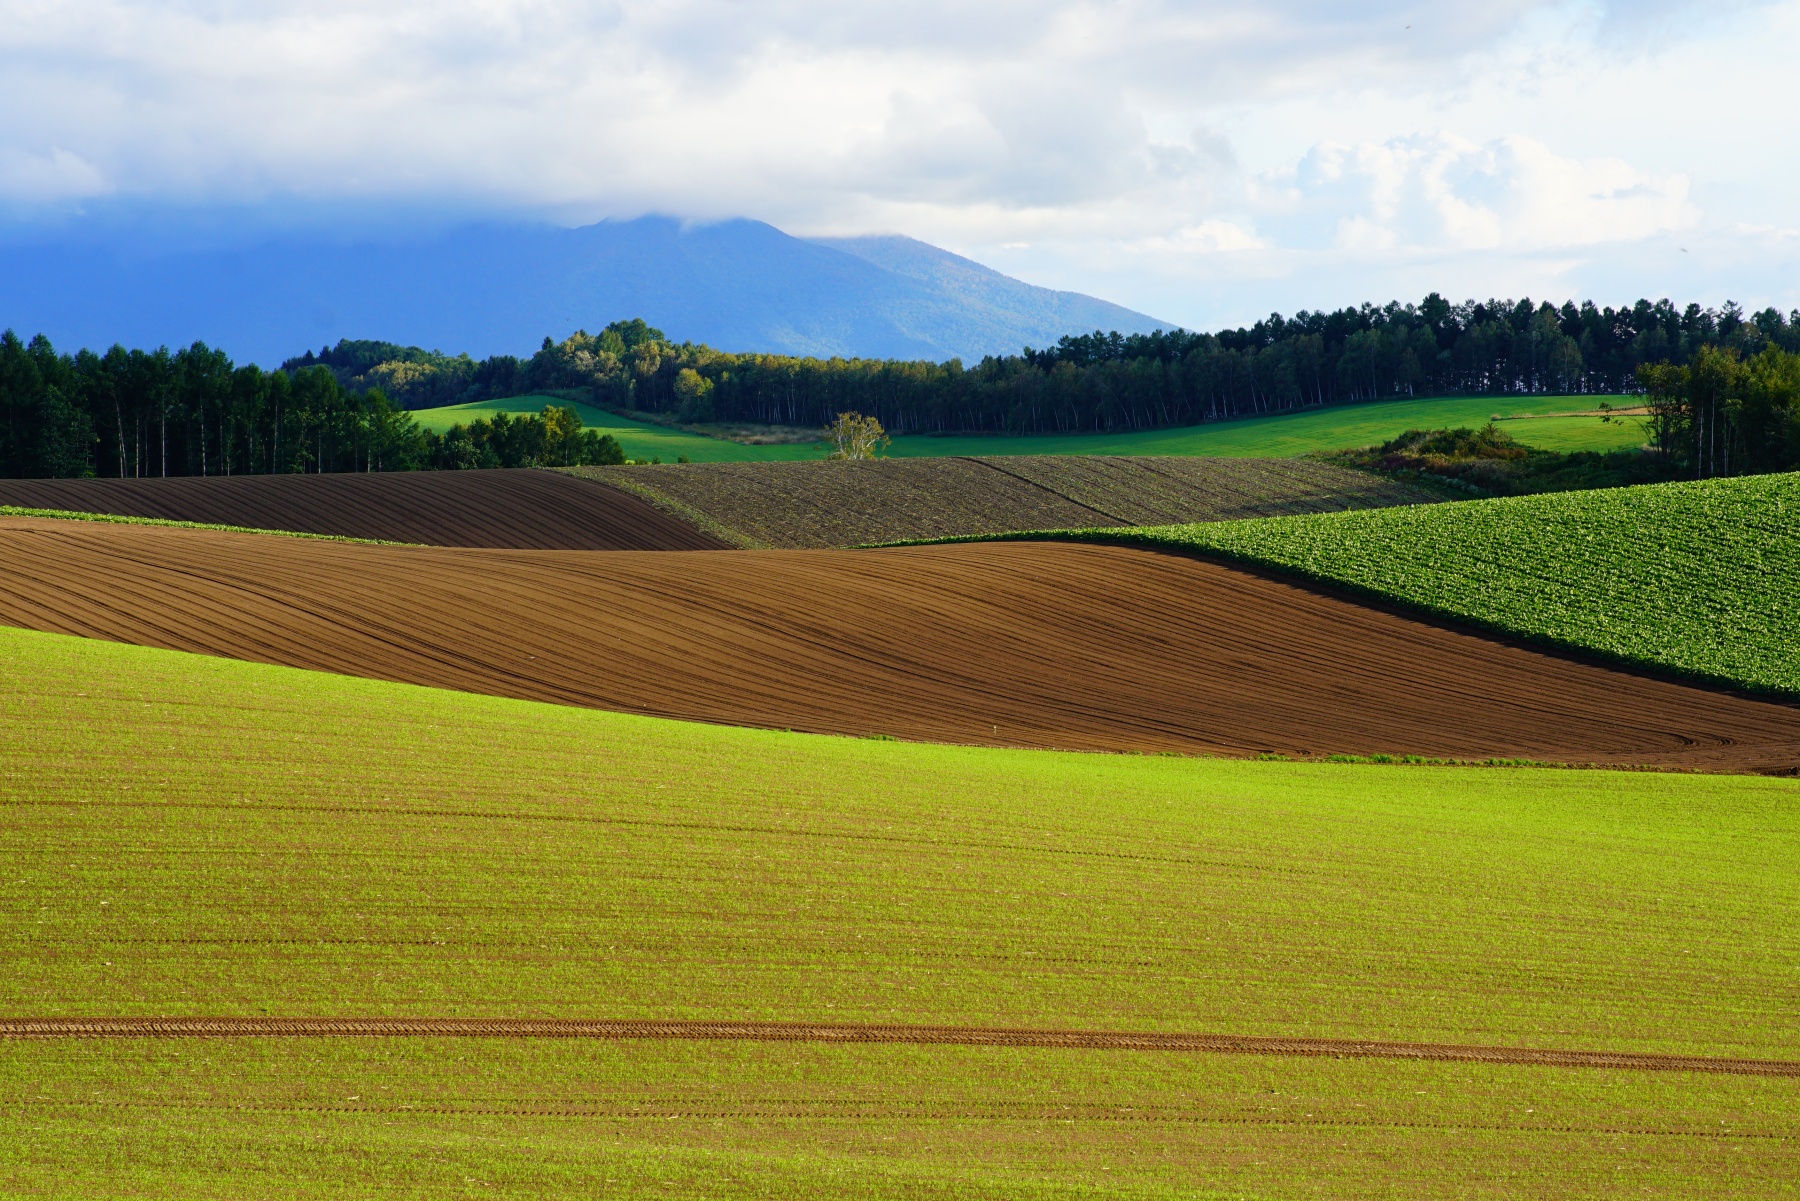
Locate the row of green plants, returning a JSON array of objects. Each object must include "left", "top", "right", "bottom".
[
  {"left": 1067, "top": 472, "right": 1800, "bottom": 696},
  {"left": 0, "top": 329, "right": 621, "bottom": 477}
]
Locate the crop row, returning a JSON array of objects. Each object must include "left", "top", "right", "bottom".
[{"left": 1065, "top": 472, "right": 1800, "bottom": 697}]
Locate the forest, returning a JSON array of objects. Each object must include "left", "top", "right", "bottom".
[
  {"left": 286, "top": 297, "right": 1800, "bottom": 436},
  {"left": 0, "top": 331, "right": 620, "bottom": 479},
  {"left": 5, "top": 293, "right": 1799, "bottom": 478}
]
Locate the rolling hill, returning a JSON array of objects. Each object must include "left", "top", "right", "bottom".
[
  {"left": 1040, "top": 472, "right": 1800, "bottom": 700},
  {"left": 407, "top": 391, "right": 1650, "bottom": 463},
  {"left": 2, "top": 513, "right": 1796, "bottom": 770},
  {"left": 3, "top": 625, "right": 1798, "bottom": 1197},
  {"left": 571, "top": 456, "right": 1443, "bottom": 548},
  {"left": 0, "top": 470, "right": 722, "bottom": 551}
]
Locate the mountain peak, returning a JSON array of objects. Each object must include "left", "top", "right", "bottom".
[
  {"left": 0, "top": 214, "right": 1172, "bottom": 364},
  {"left": 810, "top": 234, "right": 1168, "bottom": 355}
]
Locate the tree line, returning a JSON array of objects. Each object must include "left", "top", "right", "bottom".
[
  {"left": 0, "top": 330, "right": 620, "bottom": 479},
  {"left": 291, "top": 297, "right": 1800, "bottom": 439},
  {"left": 1639, "top": 345, "right": 1800, "bottom": 479},
  {"left": 8, "top": 291, "right": 1800, "bottom": 478}
]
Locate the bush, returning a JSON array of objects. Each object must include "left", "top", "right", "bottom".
[
  {"left": 1335, "top": 423, "right": 1671, "bottom": 496},
  {"left": 427, "top": 406, "right": 624, "bottom": 469}
]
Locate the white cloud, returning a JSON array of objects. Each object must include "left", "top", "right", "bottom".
[
  {"left": 0, "top": 0, "right": 1551, "bottom": 216},
  {"left": 0, "top": 0, "right": 1793, "bottom": 326},
  {"left": 1255, "top": 133, "right": 1696, "bottom": 255},
  {"left": 1138, "top": 220, "right": 1265, "bottom": 253},
  {"left": 0, "top": 148, "right": 110, "bottom": 203}
]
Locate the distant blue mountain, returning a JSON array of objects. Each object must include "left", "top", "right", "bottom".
[{"left": 0, "top": 215, "right": 1170, "bottom": 365}]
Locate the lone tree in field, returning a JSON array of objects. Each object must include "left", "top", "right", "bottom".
[{"left": 824, "top": 411, "right": 889, "bottom": 460}]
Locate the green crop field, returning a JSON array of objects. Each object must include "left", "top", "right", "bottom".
[
  {"left": 1045, "top": 471, "right": 1800, "bottom": 698},
  {"left": 414, "top": 393, "right": 1648, "bottom": 463},
  {"left": 2, "top": 624, "right": 1797, "bottom": 1197}
]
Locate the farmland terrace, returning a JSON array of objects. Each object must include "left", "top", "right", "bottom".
[
  {"left": 0, "top": 469, "right": 728, "bottom": 550},
  {"left": 0, "top": 457, "right": 1442, "bottom": 551},
  {"left": 567, "top": 455, "right": 1444, "bottom": 547},
  {"left": 0, "top": 513, "right": 1795, "bottom": 772}
]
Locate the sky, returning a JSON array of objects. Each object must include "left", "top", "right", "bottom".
[{"left": 2, "top": 0, "right": 1797, "bottom": 331}]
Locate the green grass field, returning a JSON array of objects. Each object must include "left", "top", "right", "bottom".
[
  {"left": 1045, "top": 472, "right": 1800, "bottom": 698},
  {"left": 410, "top": 397, "right": 816, "bottom": 462},
  {"left": 2, "top": 625, "right": 1796, "bottom": 1196},
  {"left": 886, "top": 395, "right": 1648, "bottom": 459},
  {"left": 411, "top": 393, "right": 1649, "bottom": 463}
]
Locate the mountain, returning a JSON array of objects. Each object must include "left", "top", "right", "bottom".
[
  {"left": 0, "top": 216, "right": 1171, "bottom": 365},
  {"left": 807, "top": 234, "right": 1168, "bottom": 356}
]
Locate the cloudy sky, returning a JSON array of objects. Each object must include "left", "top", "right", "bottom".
[{"left": 2, "top": 0, "right": 1796, "bottom": 329}]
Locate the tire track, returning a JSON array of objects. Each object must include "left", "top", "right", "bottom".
[
  {"left": 9, "top": 1097, "right": 1789, "bottom": 1139},
  {"left": 4, "top": 1018, "right": 1794, "bottom": 1078}
]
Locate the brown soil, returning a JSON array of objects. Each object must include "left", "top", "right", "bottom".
[
  {"left": 4, "top": 1017, "right": 1793, "bottom": 1077},
  {"left": 569, "top": 456, "right": 1442, "bottom": 548},
  {"left": 1, "top": 515, "right": 1796, "bottom": 771},
  {"left": 0, "top": 470, "right": 727, "bottom": 550},
  {"left": 975, "top": 455, "right": 1438, "bottom": 525}
]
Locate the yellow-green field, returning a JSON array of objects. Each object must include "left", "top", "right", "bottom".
[
  {"left": 408, "top": 394, "right": 1649, "bottom": 463},
  {"left": 2, "top": 624, "right": 1796, "bottom": 1197}
]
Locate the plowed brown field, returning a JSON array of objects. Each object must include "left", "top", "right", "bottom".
[
  {"left": 2, "top": 514, "right": 1796, "bottom": 770},
  {"left": 573, "top": 455, "right": 1441, "bottom": 548},
  {"left": 0, "top": 470, "right": 726, "bottom": 550}
]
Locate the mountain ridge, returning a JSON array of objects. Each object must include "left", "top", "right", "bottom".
[{"left": 0, "top": 216, "right": 1171, "bottom": 365}]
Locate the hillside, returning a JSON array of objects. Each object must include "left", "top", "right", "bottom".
[
  {"left": 0, "top": 216, "right": 1167, "bottom": 365},
  {"left": 1037, "top": 472, "right": 1800, "bottom": 699},
  {"left": 2, "top": 514, "right": 1797, "bottom": 770},
  {"left": 408, "top": 392, "right": 1650, "bottom": 464},
  {"left": 3, "top": 625, "right": 1798, "bottom": 1197},
  {"left": 0, "top": 470, "right": 722, "bottom": 550},
  {"left": 570, "top": 457, "right": 1445, "bottom": 547}
]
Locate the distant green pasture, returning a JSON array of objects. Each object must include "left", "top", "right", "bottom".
[
  {"left": 885, "top": 394, "right": 1648, "bottom": 458},
  {"left": 410, "top": 397, "right": 815, "bottom": 462},
  {"left": 1, "top": 626, "right": 1796, "bottom": 1196},
  {"left": 411, "top": 393, "right": 1649, "bottom": 463}
]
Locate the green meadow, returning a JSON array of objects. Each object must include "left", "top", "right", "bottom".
[
  {"left": 2, "top": 624, "right": 1796, "bottom": 1197},
  {"left": 410, "top": 397, "right": 815, "bottom": 462},
  {"left": 885, "top": 394, "right": 1647, "bottom": 458},
  {"left": 1059, "top": 472, "right": 1800, "bottom": 697},
  {"left": 411, "top": 392, "right": 1648, "bottom": 463}
]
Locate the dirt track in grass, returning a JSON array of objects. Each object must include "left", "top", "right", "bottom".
[
  {"left": 0, "top": 470, "right": 727, "bottom": 550},
  {"left": 6, "top": 1018, "right": 1797, "bottom": 1078},
  {"left": 0, "top": 514, "right": 1796, "bottom": 771}
]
